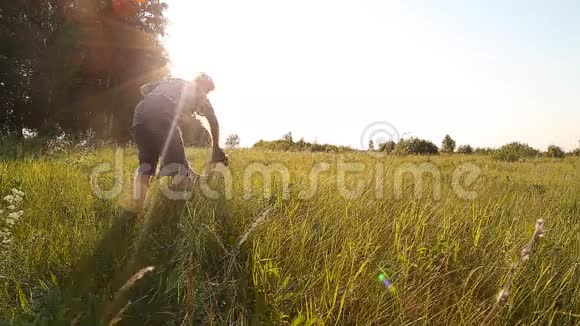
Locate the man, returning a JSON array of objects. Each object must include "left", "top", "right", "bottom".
[{"left": 131, "top": 73, "right": 227, "bottom": 209}]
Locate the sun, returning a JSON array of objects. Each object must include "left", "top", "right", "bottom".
[{"left": 162, "top": 1, "right": 218, "bottom": 80}]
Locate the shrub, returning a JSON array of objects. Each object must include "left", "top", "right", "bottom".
[
  {"left": 378, "top": 140, "right": 396, "bottom": 154},
  {"left": 475, "top": 147, "right": 495, "bottom": 155},
  {"left": 457, "top": 144, "right": 474, "bottom": 154},
  {"left": 395, "top": 137, "right": 439, "bottom": 155},
  {"left": 546, "top": 145, "right": 565, "bottom": 158},
  {"left": 494, "top": 142, "right": 539, "bottom": 162},
  {"left": 252, "top": 139, "right": 354, "bottom": 153},
  {"left": 568, "top": 148, "right": 580, "bottom": 157}
]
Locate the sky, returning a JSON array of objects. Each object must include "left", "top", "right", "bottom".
[{"left": 162, "top": 0, "right": 580, "bottom": 150}]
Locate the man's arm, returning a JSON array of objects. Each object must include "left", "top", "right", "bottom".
[
  {"left": 200, "top": 98, "right": 220, "bottom": 150},
  {"left": 195, "top": 98, "right": 228, "bottom": 165}
]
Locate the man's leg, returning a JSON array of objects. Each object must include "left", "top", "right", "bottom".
[
  {"left": 160, "top": 127, "right": 193, "bottom": 192},
  {"left": 133, "top": 124, "right": 159, "bottom": 211},
  {"left": 133, "top": 174, "right": 151, "bottom": 211}
]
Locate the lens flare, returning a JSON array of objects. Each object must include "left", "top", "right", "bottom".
[{"left": 378, "top": 273, "right": 393, "bottom": 289}]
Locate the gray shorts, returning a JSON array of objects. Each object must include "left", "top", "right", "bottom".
[{"left": 132, "top": 95, "right": 190, "bottom": 177}]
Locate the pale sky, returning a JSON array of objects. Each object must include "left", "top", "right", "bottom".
[{"left": 162, "top": 0, "right": 580, "bottom": 150}]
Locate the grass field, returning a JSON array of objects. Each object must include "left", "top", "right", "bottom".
[{"left": 0, "top": 146, "right": 579, "bottom": 325}]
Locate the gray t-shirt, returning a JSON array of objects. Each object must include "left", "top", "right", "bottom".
[{"left": 132, "top": 78, "right": 212, "bottom": 128}]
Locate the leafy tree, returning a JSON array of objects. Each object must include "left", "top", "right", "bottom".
[
  {"left": 225, "top": 134, "right": 241, "bottom": 149},
  {"left": 0, "top": 0, "right": 169, "bottom": 140},
  {"left": 546, "top": 145, "right": 565, "bottom": 158},
  {"left": 494, "top": 142, "right": 539, "bottom": 162},
  {"left": 378, "top": 140, "right": 396, "bottom": 153},
  {"left": 441, "top": 134, "right": 456, "bottom": 153},
  {"left": 368, "top": 140, "right": 374, "bottom": 151},
  {"left": 457, "top": 144, "right": 474, "bottom": 154},
  {"left": 569, "top": 148, "right": 580, "bottom": 157},
  {"left": 395, "top": 137, "right": 439, "bottom": 155},
  {"left": 282, "top": 132, "right": 293, "bottom": 142}
]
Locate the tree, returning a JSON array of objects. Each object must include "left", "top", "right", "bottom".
[
  {"left": 441, "top": 134, "right": 456, "bottom": 153},
  {"left": 457, "top": 144, "right": 474, "bottom": 154},
  {"left": 0, "top": 0, "right": 169, "bottom": 140},
  {"left": 378, "top": 140, "right": 396, "bottom": 153},
  {"left": 368, "top": 140, "right": 375, "bottom": 151},
  {"left": 546, "top": 145, "right": 565, "bottom": 158},
  {"left": 225, "top": 134, "right": 241, "bottom": 149},
  {"left": 282, "top": 132, "right": 293, "bottom": 142}
]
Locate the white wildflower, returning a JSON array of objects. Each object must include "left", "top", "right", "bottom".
[
  {"left": 3, "top": 195, "right": 14, "bottom": 204},
  {"left": 8, "top": 211, "right": 23, "bottom": 219},
  {"left": 11, "top": 189, "right": 25, "bottom": 197},
  {"left": 7, "top": 205, "right": 15, "bottom": 210}
]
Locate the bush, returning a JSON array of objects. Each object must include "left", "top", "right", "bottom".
[
  {"left": 494, "top": 142, "right": 539, "bottom": 162},
  {"left": 457, "top": 144, "right": 474, "bottom": 154},
  {"left": 252, "top": 139, "right": 354, "bottom": 153},
  {"left": 378, "top": 140, "right": 396, "bottom": 154},
  {"left": 568, "top": 148, "right": 580, "bottom": 157},
  {"left": 475, "top": 147, "right": 495, "bottom": 155},
  {"left": 546, "top": 145, "right": 565, "bottom": 158},
  {"left": 395, "top": 137, "right": 439, "bottom": 155}
]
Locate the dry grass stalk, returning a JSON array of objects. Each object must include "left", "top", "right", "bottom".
[
  {"left": 235, "top": 206, "right": 272, "bottom": 253},
  {"left": 484, "top": 218, "right": 545, "bottom": 324},
  {"left": 183, "top": 254, "right": 196, "bottom": 324},
  {"left": 105, "top": 266, "right": 156, "bottom": 326}
]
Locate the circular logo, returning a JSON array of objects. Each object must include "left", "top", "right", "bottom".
[{"left": 360, "top": 121, "right": 400, "bottom": 157}]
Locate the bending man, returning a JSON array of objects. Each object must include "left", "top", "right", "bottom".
[{"left": 131, "top": 73, "right": 227, "bottom": 209}]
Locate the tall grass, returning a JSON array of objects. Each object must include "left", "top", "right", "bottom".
[{"left": 0, "top": 145, "right": 578, "bottom": 324}]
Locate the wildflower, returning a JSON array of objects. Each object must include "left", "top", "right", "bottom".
[
  {"left": 0, "top": 209, "right": 3, "bottom": 214},
  {"left": 8, "top": 211, "right": 23, "bottom": 219},
  {"left": 11, "top": 189, "right": 25, "bottom": 197},
  {"left": 7, "top": 205, "right": 15, "bottom": 211},
  {"left": 3, "top": 195, "right": 14, "bottom": 204}
]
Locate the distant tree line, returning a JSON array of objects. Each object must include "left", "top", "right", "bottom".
[
  {"left": 0, "top": 0, "right": 172, "bottom": 142},
  {"left": 252, "top": 132, "right": 354, "bottom": 152},
  {"left": 251, "top": 132, "right": 578, "bottom": 161}
]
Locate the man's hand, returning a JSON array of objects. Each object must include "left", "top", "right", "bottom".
[{"left": 211, "top": 147, "right": 229, "bottom": 166}]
